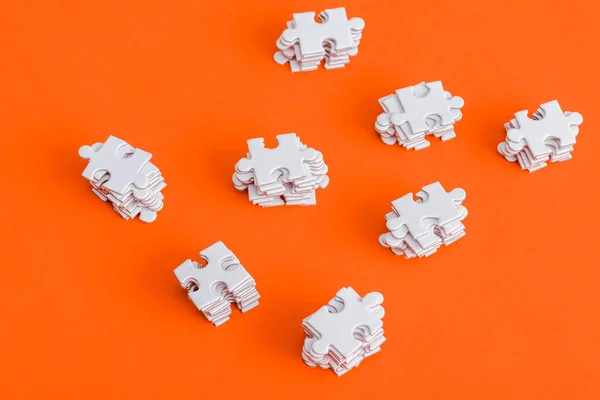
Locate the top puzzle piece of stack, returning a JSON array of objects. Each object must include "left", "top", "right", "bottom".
[
  {"left": 375, "top": 81, "right": 464, "bottom": 150},
  {"left": 302, "top": 287, "right": 385, "bottom": 376},
  {"left": 274, "top": 7, "right": 365, "bottom": 72},
  {"left": 233, "top": 133, "right": 329, "bottom": 207},
  {"left": 78, "top": 136, "right": 166, "bottom": 223},
  {"left": 174, "top": 241, "right": 260, "bottom": 327},
  {"left": 379, "top": 182, "right": 468, "bottom": 259},
  {"left": 497, "top": 100, "right": 584, "bottom": 172}
]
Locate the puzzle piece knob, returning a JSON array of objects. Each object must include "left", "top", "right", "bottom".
[{"left": 78, "top": 145, "right": 93, "bottom": 159}]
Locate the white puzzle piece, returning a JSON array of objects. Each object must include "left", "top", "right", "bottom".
[
  {"left": 386, "top": 182, "right": 466, "bottom": 238},
  {"left": 375, "top": 81, "right": 464, "bottom": 150},
  {"left": 274, "top": 8, "right": 364, "bottom": 72},
  {"left": 174, "top": 241, "right": 260, "bottom": 327},
  {"left": 379, "top": 182, "right": 468, "bottom": 259},
  {"left": 497, "top": 100, "right": 583, "bottom": 172},
  {"left": 233, "top": 133, "right": 329, "bottom": 207},
  {"left": 235, "top": 134, "right": 317, "bottom": 186},
  {"left": 78, "top": 136, "right": 166, "bottom": 223},
  {"left": 390, "top": 81, "right": 464, "bottom": 133},
  {"left": 282, "top": 8, "right": 364, "bottom": 56},
  {"left": 302, "top": 287, "right": 385, "bottom": 376},
  {"left": 79, "top": 136, "right": 151, "bottom": 195}
]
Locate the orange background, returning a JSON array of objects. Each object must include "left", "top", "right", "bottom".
[{"left": 1, "top": 0, "right": 599, "bottom": 398}]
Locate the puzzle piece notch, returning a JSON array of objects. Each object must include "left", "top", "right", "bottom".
[
  {"left": 173, "top": 241, "right": 251, "bottom": 310},
  {"left": 390, "top": 81, "right": 464, "bottom": 134},
  {"left": 305, "top": 287, "right": 384, "bottom": 358},
  {"left": 506, "top": 100, "right": 583, "bottom": 156},
  {"left": 282, "top": 8, "right": 365, "bottom": 57},
  {"left": 78, "top": 135, "right": 151, "bottom": 195},
  {"left": 386, "top": 182, "right": 466, "bottom": 239},
  {"left": 235, "top": 133, "right": 317, "bottom": 186}
]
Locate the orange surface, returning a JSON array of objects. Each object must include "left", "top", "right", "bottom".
[{"left": 1, "top": 0, "right": 599, "bottom": 398}]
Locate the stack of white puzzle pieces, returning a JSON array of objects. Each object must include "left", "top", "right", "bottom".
[
  {"left": 233, "top": 133, "right": 329, "bottom": 207},
  {"left": 375, "top": 81, "right": 464, "bottom": 150},
  {"left": 274, "top": 7, "right": 364, "bottom": 72},
  {"left": 379, "top": 182, "right": 468, "bottom": 259},
  {"left": 497, "top": 100, "right": 584, "bottom": 172},
  {"left": 78, "top": 136, "right": 166, "bottom": 223},
  {"left": 302, "top": 287, "right": 385, "bottom": 376},
  {"left": 174, "top": 241, "right": 259, "bottom": 327}
]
